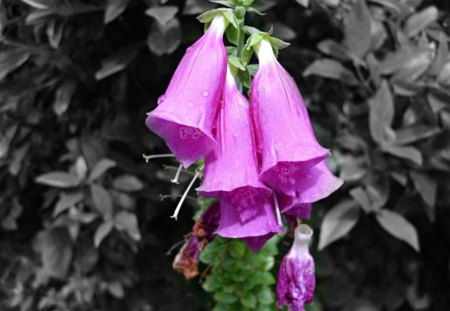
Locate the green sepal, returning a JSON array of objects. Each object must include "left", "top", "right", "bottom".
[
  {"left": 247, "top": 64, "right": 259, "bottom": 76},
  {"left": 197, "top": 8, "right": 239, "bottom": 29},
  {"left": 226, "top": 25, "right": 239, "bottom": 45},
  {"left": 226, "top": 46, "right": 237, "bottom": 56},
  {"left": 209, "top": 0, "right": 235, "bottom": 8},
  {"left": 246, "top": 7, "right": 265, "bottom": 15},
  {"left": 242, "top": 32, "right": 264, "bottom": 65},
  {"left": 228, "top": 56, "right": 246, "bottom": 71},
  {"left": 237, "top": 68, "right": 251, "bottom": 89},
  {"left": 267, "top": 36, "right": 290, "bottom": 56},
  {"left": 238, "top": 0, "right": 255, "bottom": 6}
]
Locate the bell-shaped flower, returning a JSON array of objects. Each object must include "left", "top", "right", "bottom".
[
  {"left": 146, "top": 15, "right": 228, "bottom": 167},
  {"left": 277, "top": 161, "right": 342, "bottom": 214},
  {"left": 216, "top": 199, "right": 284, "bottom": 243},
  {"left": 251, "top": 39, "right": 336, "bottom": 194},
  {"left": 277, "top": 224, "right": 315, "bottom": 311},
  {"left": 197, "top": 67, "right": 271, "bottom": 222}
]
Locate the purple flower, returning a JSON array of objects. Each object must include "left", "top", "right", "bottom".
[
  {"left": 251, "top": 39, "right": 339, "bottom": 196},
  {"left": 216, "top": 199, "right": 284, "bottom": 242},
  {"left": 193, "top": 201, "right": 220, "bottom": 242},
  {"left": 146, "top": 16, "right": 228, "bottom": 167},
  {"left": 197, "top": 67, "right": 271, "bottom": 222},
  {"left": 277, "top": 224, "right": 315, "bottom": 311},
  {"left": 172, "top": 236, "right": 200, "bottom": 280}
]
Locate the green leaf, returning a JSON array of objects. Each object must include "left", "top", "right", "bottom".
[
  {"left": 95, "top": 46, "right": 138, "bottom": 80},
  {"left": 229, "top": 240, "right": 246, "bottom": 258},
  {"left": 410, "top": 171, "right": 437, "bottom": 207},
  {"left": 53, "top": 192, "right": 84, "bottom": 217},
  {"left": 257, "top": 286, "right": 274, "bottom": 304},
  {"left": 0, "top": 50, "right": 30, "bottom": 80},
  {"left": 147, "top": 18, "right": 181, "bottom": 56},
  {"left": 429, "top": 32, "right": 449, "bottom": 76},
  {"left": 214, "top": 292, "right": 238, "bottom": 304},
  {"left": 317, "top": 39, "right": 351, "bottom": 62},
  {"left": 88, "top": 158, "right": 116, "bottom": 182},
  {"left": 34, "top": 228, "right": 73, "bottom": 279},
  {"left": 318, "top": 199, "right": 360, "bottom": 250},
  {"left": 368, "top": 80, "right": 394, "bottom": 145},
  {"left": 90, "top": 184, "right": 113, "bottom": 219},
  {"left": 295, "top": 0, "right": 309, "bottom": 7},
  {"left": 344, "top": 0, "right": 371, "bottom": 57},
  {"left": 303, "top": 58, "right": 359, "bottom": 86},
  {"left": 114, "top": 211, "right": 141, "bottom": 240},
  {"left": 228, "top": 56, "right": 245, "bottom": 71},
  {"left": 113, "top": 174, "right": 143, "bottom": 192},
  {"left": 258, "top": 272, "right": 276, "bottom": 285},
  {"left": 145, "top": 6, "right": 178, "bottom": 25},
  {"left": 376, "top": 209, "right": 420, "bottom": 251},
  {"left": 183, "top": 0, "right": 215, "bottom": 15},
  {"left": 53, "top": 79, "right": 76, "bottom": 116},
  {"left": 104, "top": 0, "right": 131, "bottom": 24},
  {"left": 94, "top": 220, "right": 113, "bottom": 247},
  {"left": 241, "top": 292, "right": 257, "bottom": 308},
  {"left": 36, "top": 171, "right": 80, "bottom": 188},
  {"left": 381, "top": 145, "right": 423, "bottom": 166},
  {"left": 349, "top": 187, "right": 373, "bottom": 213},
  {"left": 403, "top": 6, "right": 438, "bottom": 37}
]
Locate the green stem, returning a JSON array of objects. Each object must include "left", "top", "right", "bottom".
[{"left": 235, "top": 14, "right": 246, "bottom": 92}]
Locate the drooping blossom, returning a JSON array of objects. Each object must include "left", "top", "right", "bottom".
[
  {"left": 197, "top": 67, "right": 271, "bottom": 222},
  {"left": 172, "top": 237, "right": 200, "bottom": 280},
  {"left": 146, "top": 15, "right": 228, "bottom": 168},
  {"left": 251, "top": 39, "right": 342, "bottom": 197},
  {"left": 173, "top": 202, "right": 220, "bottom": 279},
  {"left": 192, "top": 201, "right": 220, "bottom": 244},
  {"left": 277, "top": 224, "right": 315, "bottom": 311},
  {"left": 216, "top": 199, "right": 284, "bottom": 251}
]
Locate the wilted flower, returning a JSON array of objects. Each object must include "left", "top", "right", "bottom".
[
  {"left": 198, "top": 67, "right": 271, "bottom": 222},
  {"left": 192, "top": 201, "right": 220, "bottom": 243},
  {"left": 216, "top": 199, "right": 283, "bottom": 244},
  {"left": 173, "top": 202, "right": 220, "bottom": 279},
  {"left": 277, "top": 224, "right": 315, "bottom": 311},
  {"left": 251, "top": 39, "right": 340, "bottom": 196},
  {"left": 146, "top": 15, "right": 228, "bottom": 168},
  {"left": 173, "top": 237, "right": 200, "bottom": 280}
]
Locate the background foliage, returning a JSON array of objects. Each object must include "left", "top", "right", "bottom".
[{"left": 1, "top": 0, "right": 450, "bottom": 310}]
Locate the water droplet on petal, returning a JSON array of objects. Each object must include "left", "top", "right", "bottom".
[
  {"left": 157, "top": 95, "right": 166, "bottom": 105},
  {"left": 233, "top": 134, "right": 238, "bottom": 138},
  {"left": 201, "top": 90, "right": 209, "bottom": 97},
  {"left": 186, "top": 47, "right": 192, "bottom": 53},
  {"left": 187, "top": 101, "right": 193, "bottom": 108}
]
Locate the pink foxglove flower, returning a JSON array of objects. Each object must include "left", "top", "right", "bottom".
[
  {"left": 216, "top": 199, "right": 283, "bottom": 242},
  {"left": 197, "top": 67, "right": 271, "bottom": 222},
  {"left": 277, "top": 224, "right": 315, "bottom": 311},
  {"left": 251, "top": 39, "right": 341, "bottom": 197},
  {"left": 146, "top": 16, "right": 228, "bottom": 167}
]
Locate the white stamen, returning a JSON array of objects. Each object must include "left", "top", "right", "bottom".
[
  {"left": 273, "top": 193, "right": 283, "bottom": 227},
  {"left": 143, "top": 153, "right": 174, "bottom": 163},
  {"left": 170, "top": 170, "right": 200, "bottom": 220},
  {"left": 254, "top": 39, "right": 276, "bottom": 67},
  {"left": 171, "top": 164, "right": 183, "bottom": 184}
]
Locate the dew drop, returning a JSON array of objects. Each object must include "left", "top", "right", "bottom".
[
  {"left": 186, "top": 47, "right": 192, "bottom": 53},
  {"left": 187, "top": 101, "right": 193, "bottom": 108},
  {"left": 201, "top": 90, "right": 209, "bottom": 97},
  {"left": 157, "top": 95, "right": 166, "bottom": 105},
  {"left": 233, "top": 134, "right": 238, "bottom": 138}
]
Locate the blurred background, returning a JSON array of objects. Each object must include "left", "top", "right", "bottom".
[{"left": 1, "top": 0, "right": 450, "bottom": 310}]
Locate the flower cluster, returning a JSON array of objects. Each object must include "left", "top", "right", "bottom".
[{"left": 145, "top": 12, "right": 342, "bottom": 311}]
